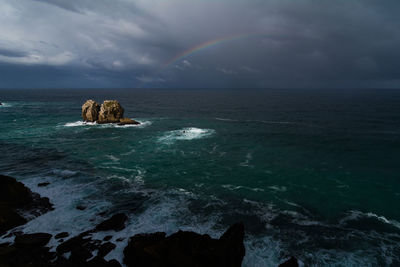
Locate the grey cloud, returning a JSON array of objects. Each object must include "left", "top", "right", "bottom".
[
  {"left": 0, "top": 0, "right": 399, "bottom": 88},
  {"left": 0, "top": 48, "right": 27, "bottom": 58},
  {"left": 32, "top": 0, "right": 81, "bottom": 13}
]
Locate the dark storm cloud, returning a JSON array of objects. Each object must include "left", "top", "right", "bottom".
[
  {"left": 0, "top": 0, "right": 399, "bottom": 88},
  {"left": 0, "top": 48, "right": 27, "bottom": 58}
]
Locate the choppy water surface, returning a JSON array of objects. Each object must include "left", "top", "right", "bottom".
[{"left": 1, "top": 89, "right": 400, "bottom": 266}]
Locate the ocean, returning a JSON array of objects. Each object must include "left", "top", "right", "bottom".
[{"left": 0, "top": 88, "right": 399, "bottom": 266}]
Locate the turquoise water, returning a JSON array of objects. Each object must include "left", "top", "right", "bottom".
[{"left": 1, "top": 89, "right": 400, "bottom": 266}]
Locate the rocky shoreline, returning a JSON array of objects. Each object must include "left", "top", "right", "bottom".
[{"left": 0, "top": 175, "right": 298, "bottom": 267}]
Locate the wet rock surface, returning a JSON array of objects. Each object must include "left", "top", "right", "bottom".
[
  {"left": 95, "top": 213, "right": 128, "bottom": 232},
  {"left": 0, "top": 174, "right": 53, "bottom": 236},
  {"left": 118, "top": 117, "right": 140, "bottom": 125},
  {"left": 279, "top": 256, "right": 299, "bottom": 267},
  {"left": 1, "top": 174, "right": 302, "bottom": 267},
  {"left": 123, "top": 222, "right": 246, "bottom": 267},
  {"left": 14, "top": 233, "right": 52, "bottom": 248}
]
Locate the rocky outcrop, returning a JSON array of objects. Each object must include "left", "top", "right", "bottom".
[
  {"left": 118, "top": 118, "right": 140, "bottom": 126},
  {"left": 14, "top": 233, "right": 52, "bottom": 248},
  {"left": 0, "top": 231, "right": 121, "bottom": 267},
  {"left": 96, "top": 213, "right": 128, "bottom": 232},
  {"left": 0, "top": 174, "right": 53, "bottom": 236},
  {"left": 0, "top": 175, "right": 250, "bottom": 267},
  {"left": 82, "top": 100, "right": 100, "bottom": 122},
  {"left": 81, "top": 100, "right": 140, "bottom": 125},
  {"left": 123, "top": 222, "right": 245, "bottom": 267},
  {"left": 98, "top": 100, "right": 124, "bottom": 123}
]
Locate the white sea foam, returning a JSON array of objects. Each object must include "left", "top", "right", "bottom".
[
  {"left": 64, "top": 121, "right": 97, "bottom": 127},
  {"left": 106, "top": 154, "right": 120, "bottom": 162},
  {"left": 63, "top": 119, "right": 151, "bottom": 128},
  {"left": 0, "top": 102, "right": 12, "bottom": 108},
  {"left": 158, "top": 127, "right": 215, "bottom": 144},
  {"left": 121, "top": 148, "right": 136, "bottom": 156},
  {"left": 1, "top": 173, "right": 391, "bottom": 266},
  {"left": 0, "top": 175, "right": 112, "bottom": 247},
  {"left": 215, "top": 117, "right": 238, "bottom": 122},
  {"left": 240, "top": 152, "right": 254, "bottom": 167},
  {"left": 51, "top": 169, "right": 78, "bottom": 178},
  {"left": 340, "top": 210, "right": 400, "bottom": 230},
  {"left": 268, "top": 185, "right": 287, "bottom": 192},
  {"left": 222, "top": 184, "right": 265, "bottom": 192}
]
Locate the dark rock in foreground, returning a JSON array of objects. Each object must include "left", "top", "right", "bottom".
[
  {"left": 15, "top": 233, "right": 52, "bottom": 248},
  {"left": 55, "top": 232, "right": 69, "bottom": 239},
  {"left": 279, "top": 256, "right": 299, "bottom": 267},
  {"left": 96, "top": 213, "right": 128, "bottom": 232},
  {"left": 38, "top": 182, "right": 51, "bottom": 187},
  {"left": 0, "top": 174, "right": 53, "bottom": 236},
  {"left": 76, "top": 205, "right": 86, "bottom": 210},
  {"left": 123, "top": 222, "right": 245, "bottom": 267},
  {"left": 0, "top": 175, "right": 251, "bottom": 267}
]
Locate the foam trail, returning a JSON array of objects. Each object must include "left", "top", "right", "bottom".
[
  {"left": 159, "top": 127, "right": 215, "bottom": 144},
  {"left": 340, "top": 210, "right": 400, "bottom": 230},
  {"left": 63, "top": 120, "right": 151, "bottom": 128},
  {"left": 64, "top": 121, "right": 97, "bottom": 127},
  {"left": 0, "top": 102, "right": 12, "bottom": 108}
]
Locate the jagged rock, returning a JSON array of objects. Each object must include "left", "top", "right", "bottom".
[
  {"left": 103, "top": 235, "right": 113, "bottom": 241},
  {"left": 118, "top": 118, "right": 140, "bottom": 125},
  {"left": 123, "top": 223, "right": 245, "bottom": 267},
  {"left": 98, "top": 100, "right": 124, "bottom": 123},
  {"left": 38, "top": 182, "right": 50, "bottom": 187},
  {"left": 14, "top": 233, "right": 52, "bottom": 248},
  {"left": 76, "top": 205, "right": 87, "bottom": 210},
  {"left": 0, "top": 174, "right": 53, "bottom": 235},
  {"left": 87, "top": 257, "right": 122, "bottom": 267},
  {"left": 56, "top": 230, "right": 93, "bottom": 254},
  {"left": 82, "top": 99, "right": 101, "bottom": 122},
  {"left": 279, "top": 257, "right": 299, "bottom": 267},
  {"left": 98, "top": 242, "right": 116, "bottom": 258},
  {"left": 96, "top": 213, "right": 128, "bottom": 232},
  {"left": 55, "top": 232, "right": 69, "bottom": 239}
]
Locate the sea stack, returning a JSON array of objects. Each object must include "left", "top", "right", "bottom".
[
  {"left": 98, "top": 100, "right": 124, "bottom": 123},
  {"left": 81, "top": 100, "right": 140, "bottom": 125},
  {"left": 82, "top": 99, "right": 100, "bottom": 122}
]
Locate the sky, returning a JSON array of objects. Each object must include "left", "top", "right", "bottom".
[{"left": 0, "top": 0, "right": 399, "bottom": 89}]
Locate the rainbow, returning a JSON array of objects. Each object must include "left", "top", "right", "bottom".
[{"left": 161, "top": 33, "right": 256, "bottom": 71}]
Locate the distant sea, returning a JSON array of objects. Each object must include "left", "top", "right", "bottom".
[{"left": 1, "top": 88, "right": 399, "bottom": 266}]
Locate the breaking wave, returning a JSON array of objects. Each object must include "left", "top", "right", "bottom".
[{"left": 158, "top": 127, "right": 215, "bottom": 144}]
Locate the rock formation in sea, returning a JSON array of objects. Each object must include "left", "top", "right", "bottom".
[
  {"left": 81, "top": 100, "right": 140, "bottom": 125},
  {"left": 82, "top": 99, "right": 100, "bottom": 122},
  {"left": 98, "top": 100, "right": 124, "bottom": 123}
]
